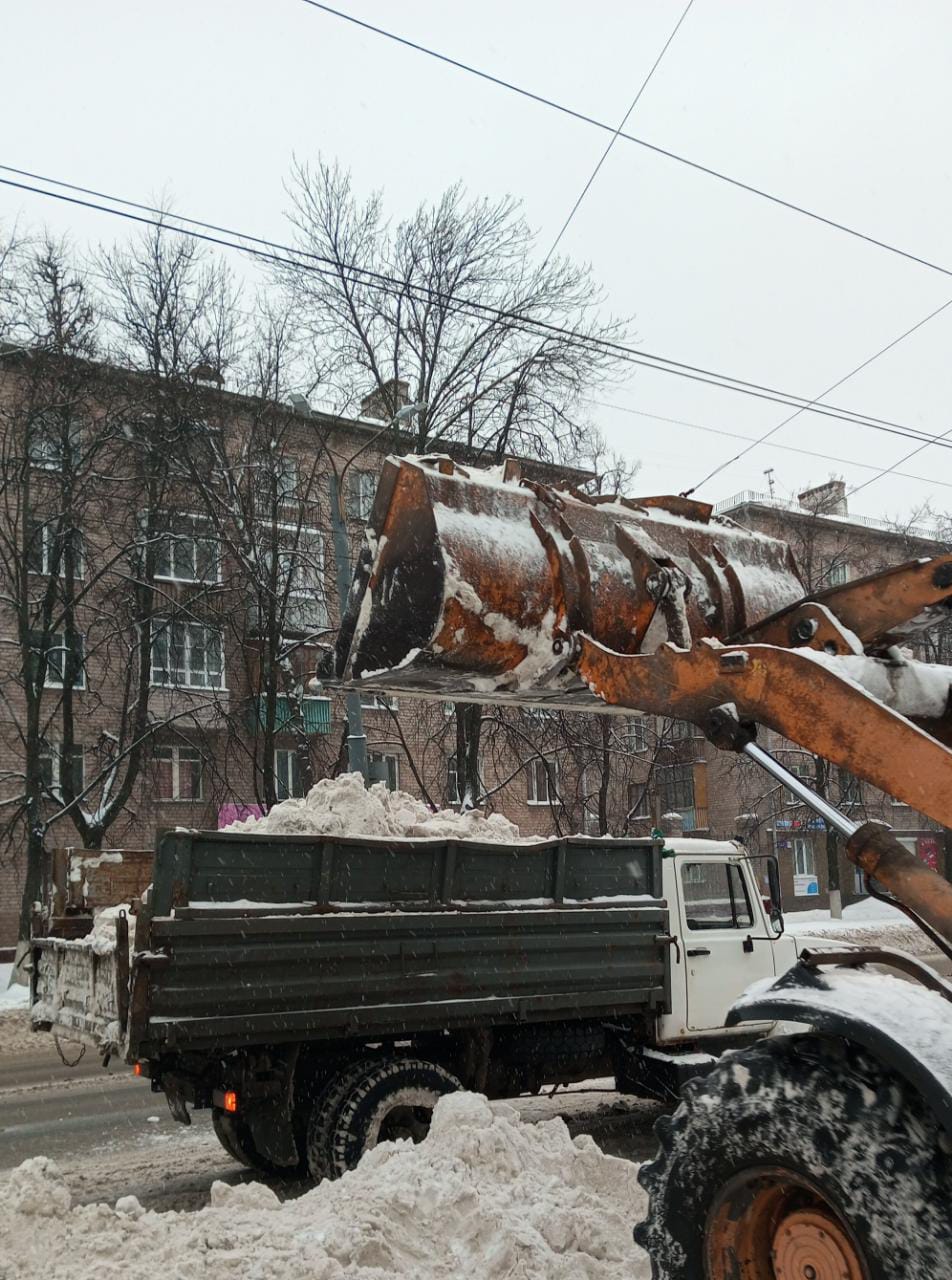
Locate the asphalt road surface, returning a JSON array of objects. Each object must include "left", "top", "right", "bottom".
[{"left": 0, "top": 1015, "right": 668, "bottom": 1211}]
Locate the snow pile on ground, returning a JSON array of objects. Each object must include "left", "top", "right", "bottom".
[
  {"left": 786, "top": 896, "right": 934, "bottom": 956},
  {"left": 0, "top": 1092, "right": 649, "bottom": 1279},
  {"left": 223, "top": 772, "right": 540, "bottom": 843},
  {"left": 0, "top": 962, "right": 29, "bottom": 1014}
]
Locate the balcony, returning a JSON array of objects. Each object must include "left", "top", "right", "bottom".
[
  {"left": 248, "top": 695, "right": 332, "bottom": 736},
  {"left": 149, "top": 686, "right": 230, "bottom": 729}
]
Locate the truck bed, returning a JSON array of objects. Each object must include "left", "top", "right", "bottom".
[{"left": 32, "top": 831, "right": 669, "bottom": 1058}]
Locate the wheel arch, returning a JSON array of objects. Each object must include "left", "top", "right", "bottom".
[{"left": 726, "top": 961, "right": 952, "bottom": 1138}]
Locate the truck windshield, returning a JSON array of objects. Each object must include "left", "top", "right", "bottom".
[{"left": 682, "top": 862, "right": 753, "bottom": 930}]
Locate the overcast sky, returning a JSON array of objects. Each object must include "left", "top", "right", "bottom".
[{"left": 3, "top": 1, "right": 952, "bottom": 526}]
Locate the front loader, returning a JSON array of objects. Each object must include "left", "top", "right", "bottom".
[{"left": 335, "top": 453, "right": 952, "bottom": 1278}]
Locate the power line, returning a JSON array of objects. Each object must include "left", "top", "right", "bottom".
[
  {"left": 299, "top": 0, "right": 952, "bottom": 288},
  {"left": 684, "top": 293, "right": 952, "bottom": 494},
  {"left": 593, "top": 400, "right": 952, "bottom": 490},
  {"left": 543, "top": 0, "right": 696, "bottom": 264},
  {"left": 848, "top": 422, "right": 952, "bottom": 500},
  {"left": 5, "top": 166, "right": 952, "bottom": 454}
]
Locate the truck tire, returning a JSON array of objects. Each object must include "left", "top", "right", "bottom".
[
  {"left": 305, "top": 1055, "right": 383, "bottom": 1182},
  {"left": 308, "top": 1056, "right": 461, "bottom": 1181},
  {"left": 211, "top": 1107, "right": 301, "bottom": 1178},
  {"left": 636, "top": 1034, "right": 952, "bottom": 1279}
]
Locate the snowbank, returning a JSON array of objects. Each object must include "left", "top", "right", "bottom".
[
  {"left": 0, "top": 1092, "right": 650, "bottom": 1279},
  {"left": 223, "top": 772, "right": 541, "bottom": 843},
  {"left": 786, "top": 897, "right": 934, "bottom": 956},
  {"left": 0, "top": 962, "right": 29, "bottom": 1014}
]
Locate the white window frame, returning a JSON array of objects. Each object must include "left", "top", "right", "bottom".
[
  {"left": 369, "top": 751, "right": 400, "bottom": 792},
  {"left": 38, "top": 741, "right": 84, "bottom": 801},
  {"left": 31, "top": 631, "right": 86, "bottom": 690},
  {"left": 26, "top": 518, "right": 85, "bottom": 578},
  {"left": 151, "top": 619, "right": 226, "bottom": 691},
  {"left": 827, "top": 561, "right": 850, "bottom": 587},
  {"left": 627, "top": 782, "right": 651, "bottom": 820},
  {"left": 28, "top": 414, "right": 80, "bottom": 471},
  {"left": 154, "top": 513, "right": 221, "bottom": 585},
  {"left": 783, "top": 759, "right": 813, "bottom": 808},
  {"left": 153, "top": 745, "right": 205, "bottom": 801},
  {"left": 348, "top": 469, "right": 377, "bottom": 522},
  {"left": 527, "top": 757, "right": 558, "bottom": 805},
  {"left": 274, "top": 747, "right": 304, "bottom": 799},
  {"left": 275, "top": 524, "right": 329, "bottom": 634},
  {"left": 274, "top": 456, "right": 299, "bottom": 502},
  {"left": 625, "top": 717, "right": 648, "bottom": 752},
  {"left": 360, "top": 691, "right": 398, "bottom": 711},
  {"left": 793, "top": 837, "right": 815, "bottom": 877}
]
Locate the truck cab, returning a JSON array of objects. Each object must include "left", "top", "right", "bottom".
[{"left": 656, "top": 839, "right": 798, "bottom": 1046}]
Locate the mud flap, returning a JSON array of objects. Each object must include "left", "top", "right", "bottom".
[{"left": 245, "top": 1095, "right": 301, "bottom": 1168}]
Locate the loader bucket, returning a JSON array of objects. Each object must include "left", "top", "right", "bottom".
[{"left": 337, "top": 456, "right": 805, "bottom": 707}]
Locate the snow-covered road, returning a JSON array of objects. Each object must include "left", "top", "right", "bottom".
[{"left": 0, "top": 1014, "right": 666, "bottom": 1213}]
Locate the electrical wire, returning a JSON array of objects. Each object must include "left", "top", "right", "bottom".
[
  {"left": 593, "top": 400, "right": 952, "bottom": 490},
  {"left": 543, "top": 0, "right": 696, "bottom": 265},
  {"left": 848, "top": 422, "right": 952, "bottom": 499},
  {"left": 684, "top": 293, "right": 952, "bottom": 494},
  {"left": 298, "top": 0, "right": 952, "bottom": 288},
  {"left": 5, "top": 167, "right": 952, "bottom": 453},
  {"left": 0, "top": 163, "right": 917, "bottom": 438}
]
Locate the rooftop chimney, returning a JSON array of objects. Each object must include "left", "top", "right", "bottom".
[
  {"left": 360, "top": 378, "right": 410, "bottom": 422},
  {"left": 798, "top": 479, "right": 847, "bottom": 517}
]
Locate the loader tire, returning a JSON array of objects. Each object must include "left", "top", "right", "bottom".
[
  {"left": 636, "top": 1034, "right": 952, "bottom": 1279},
  {"left": 211, "top": 1107, "right": 298, "bottom": 1178}
]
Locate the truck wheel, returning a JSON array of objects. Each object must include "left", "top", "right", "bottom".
[
  {"left": 636, "top": 1034, "right": 952, "bottom": 1279},
  {"left": 309, "top": 1057, "right": 461, "bottom": 1180},
  {"left": 211, "top": 1107, "right": 301, "bottom": 1178},
  {"left": 305, "top": 1055, "right": 384, "bottom": 1182}
]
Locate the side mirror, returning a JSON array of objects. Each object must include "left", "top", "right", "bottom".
[{"left": 767, "top": 856, "right": 784, "bottom": 934}]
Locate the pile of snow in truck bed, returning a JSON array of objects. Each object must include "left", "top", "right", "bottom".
[
  {"left": 222, "top": 771, "right": 542, "bottom": 843},
  {"left": 0, "top": 1092, "right": 650, "bottom": 1279}
]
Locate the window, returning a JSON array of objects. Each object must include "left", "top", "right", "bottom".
[
  {"left": 38, "top": 742, "right": 84, "bottom": 801},
  {"left": 682, "top": 862, "right": 753, "bottom": 930},
  {"left": 827, "top": 561, "right": 850, "bottom": 587},
  {"left": 348, "top": 469, "right": 377, "bottom": 521},
  {"left": 527, "top": 757, "right": 558, "bottom": 805},
  {"left": 275, "top": 748, "right": 304, "bottom": 799},
  {"left": 839, "top": 769, "right": 861, "bottom": 807},
  {"left": 28, "top": 414, "right": 79, "bottom": 470},
  {"left": 155, "top": 515, "right": 219, "bottom": 583},
  {"left": 369, "top": 751, "right": 399, "bottom": 791},
  {"left": 669, "top": 719, "right": 696, "bottom": 741},
  {"left": 274, "top": 456, "right": 299, "bottom": 501},
  {"left": 782, "top": 759, "right": 813, "bottom": 808},
  {"left": 625, "top": 717, "right": 647, "bottom": 752},
  {"left": 26, "top": 518, "right": 84, "bottom": 577},
  {"left": 153, "top": 746, "right": 204, "bottom": 800},
  {"left": 360, "top": 691, "right": 397, "bottom": 711},
  {"left": 659, "top": 762, "right": 694, "bottom": 813},
  {"left": 28, "top": 631, "right": 86, "bottom": 690},
  {"left": 793, "top": 837, "right": 815, "bottom": 877},
  {"left": 274, "top": 528, "right": 328, "bottom": 634},
  {"left": 446, "top": 754, "right": 460, "bottom": 805},
  {"left": 627, "top": 782, "right": 650, "bottom": 819},
  {"left": 151, "top": 620, "right": 224, "bottom": 689}
]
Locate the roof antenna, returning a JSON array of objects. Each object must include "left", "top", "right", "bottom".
[{"left": 764, "top": 467, "right": 776, "bottom": 498}]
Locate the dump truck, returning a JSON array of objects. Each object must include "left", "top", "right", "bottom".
[
  {"left": 328, "top": 454, "right": 952, "bottom": 1277},
  {"left": 30, "top": 822, "right": 811, "bottom": 1181}
]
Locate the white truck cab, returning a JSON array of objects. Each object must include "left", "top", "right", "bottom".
[{"left": 655, "top": 839, "right": 801, "bottom": 1045}]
